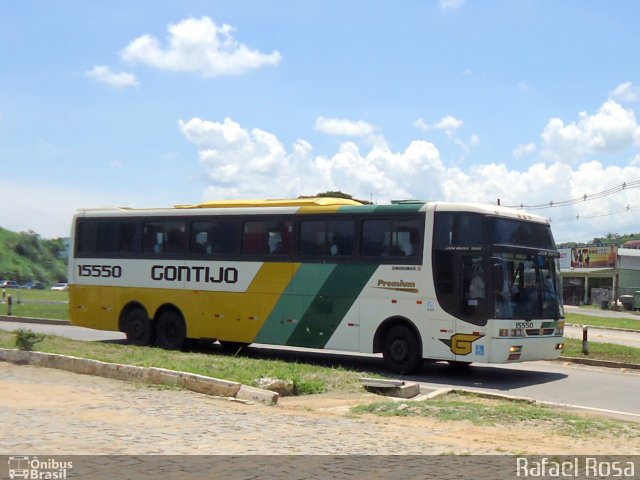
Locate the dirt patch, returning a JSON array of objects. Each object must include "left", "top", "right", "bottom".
[
  {"left": 1, "top": 363, "right": 639, "bottom": 455},
  {"left": 277, "top": 391, "right": 640, "bottom": 455}
]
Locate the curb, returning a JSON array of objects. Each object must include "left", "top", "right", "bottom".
[
  {"left": 558, "top": 356, "right": 640, "bottom": 370},
  {"left": 0, "top": 315, "right": 70, "bottom": 325},
  {"left": 0, "top": 348, "right": 279, "bottom": 405},
  {"left": 567, "top": 322, "right": 640, "bottom": 334},
  {"left": 418, "top": 387, "right": 640, "bottom": 423}
]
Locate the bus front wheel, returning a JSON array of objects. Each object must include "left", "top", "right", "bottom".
[
  {"left": 123, "top": 308, "right": 153, "bottom": 346},
  {"left": 156, "top": 311, "right": 186, "bottom": 350},
  {"left": 382, "top": 325, "right": 421, "bottom": 375}
]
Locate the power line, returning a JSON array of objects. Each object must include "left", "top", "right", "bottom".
[{"left": 503, "top": 179, "right": 640, "bottom": 210}]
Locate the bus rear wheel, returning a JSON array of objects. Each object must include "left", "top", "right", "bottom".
[
  {"left": 123, "top": 308, "right": 153, "bottom": 346},
  {"left": 156, "top": 311, "right": 186, "bottom": 350},
  {"left": 382, "top": 325, "right": 421, "bottom": 375}
]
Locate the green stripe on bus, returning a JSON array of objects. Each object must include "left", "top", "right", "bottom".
[
  {"left": 286, "top": 264, "right": 378, "bottom": 349},
  {"left": 254, "top": 264, "right": 335, "bottom": 345},
  {"left": 338, "top": 204, "right": 424, "bottom": 214}
]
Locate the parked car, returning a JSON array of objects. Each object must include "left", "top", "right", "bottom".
[
  {"left": 22, "top": 281, "right": 46, "bottom": 290},
  {"left": 0, "top": 280, "right": 20, "bottom": 289},
  {"left": 51, "top": 282, "right": 69, "bottom": 291}
]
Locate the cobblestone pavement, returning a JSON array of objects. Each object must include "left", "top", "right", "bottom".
[
  {"left": 0, "top": 362, "right": 467, "bottom": 456},
  {"left": 3, "top": 361, "right": 639, "bottom": 458}
]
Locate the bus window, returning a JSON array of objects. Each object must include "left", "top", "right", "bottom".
[
  {"left": 299, "top": 220, "right": 355, "bottom": 257},
  {"left": 191, "top": 220, "right": 236, "bottom": 255},
  {"left": 143, "top": 221, "right": 187, "bottom": 254},
  {"left": 242, "top": 220, "right": 293, "bottom": 256},
  {"left": 96, "top": 221, "right": 138, "bottom": 254},
  {"left": 461, "top": 255, "right": 486, "bottom": 323},
  {"left": 76, "top": 221, "right": 97, "bottom": 254},
  {"left": 433, "top": 212, "right": 485, "bottom": 248},
  {"left": 361, "top": 219, "right": 422, "bottom": 257},
  {"left": 487, "top": 217, "right": 555, "bottom": 249}
]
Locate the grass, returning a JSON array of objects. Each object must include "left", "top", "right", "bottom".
[
  {"left": 0, "top": 329, "right": 365, "bottom": 395},
  {"left": 565, "top": 312, "right": 640, "bottom": 331},
  {"left": 561, "top": 338, "right": 640, "bottom": 364},
  {"left": 1, "top": 289, "right": 69, "bottom": 320},
  {"left": 351, "top": 391, "right": 640, "bottom": 439}
]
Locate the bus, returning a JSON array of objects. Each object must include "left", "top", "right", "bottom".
[{"left": 68, "top": 197, "right": 564, "bottom": 374}]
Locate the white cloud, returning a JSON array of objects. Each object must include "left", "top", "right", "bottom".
[
  {"left": 513, "top": 143, "right": 537, "bottom": 158},
  {"left": 85, "top": 65, "right": 139, "bottom": 88},
  {"left": 315, "top": 117, "right": 377, "bottom": 138},
  {"left": 440, "top": 0, "right": 465, "bottom": 9},
  {"left": 541, "top": 100, "right": 640, "bottom": 163},
  {"left": 121, "top": 16, "right": 281, "bottom": 77},
  {"left": 435, "top": 115, "right": 463, "bottom": 132},
  {"left": 179, "top": 117, "right": 303, "bottom": 199},
  {"left": 414, "top": 118, "right": 430, "bottom": 131},
  {"left": 180, "top": 115, "right": 640, "bottom": 244},
  {"left": 610, "top": 82, "right": 640, "bottom": 103},
  {"left": 414, "top": 115, "right": 464, "bottom": 136}
]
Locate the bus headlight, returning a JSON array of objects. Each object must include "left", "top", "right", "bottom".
[
  {"left": 509, "top": 345, "right": 522, "bottom": 353},
  {"left": 555, "top": 343, "right": 564, "bottom": 350}
]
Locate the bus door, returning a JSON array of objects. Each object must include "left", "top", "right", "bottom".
[
  {"left": 426, "top": 311, "right": 455, "bottom": 361},
  {"left": 432, "top": 252, "right": 487, "bottom": 361}
]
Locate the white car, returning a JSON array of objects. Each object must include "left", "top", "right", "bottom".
[{"left": 51, "top": 282, "right": 69, "bottom": 291}]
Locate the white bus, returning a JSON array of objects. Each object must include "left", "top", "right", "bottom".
[{"left": 68, "top": 197, "right": 564, "bottom": 374}]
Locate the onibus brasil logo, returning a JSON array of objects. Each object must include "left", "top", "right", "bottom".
[{"left": 7, "top": 456, "right": 72, "bottom": 480}]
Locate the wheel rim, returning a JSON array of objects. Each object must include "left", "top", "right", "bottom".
[
  {"left": 390, "top": 338, "right": 410, "bottom": 363},
  {"left": 130, "top": 319, "right": 145, "bottom": 339},
  {"left": 125, "top": 309, "right": 152, "bottom": 345},
  {"left": 157, "top": 312, "right": 185, "bottom": 350}
]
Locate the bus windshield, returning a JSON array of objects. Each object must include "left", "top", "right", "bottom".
[
  {"left": 492, "top": 253, "right": 563, "bottom": 320},
  {"left": 487, "top": 217, "right": 556, "bottom": 250}
]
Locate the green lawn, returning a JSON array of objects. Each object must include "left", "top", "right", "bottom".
[
  {"left": 0, "top": 329, "right": 365, "bottom": 395},
  {"left": 561, "top": 338, "right": 640, "bottom": 364},
  {"left": 1, "top": 288, "right": 68, "bottom": 320},
  {"left": 351, "top": 391, "right": 640, "bottom": 439},
  {"left": 565, "top": 312, "right": 640, "bottom": 331}
]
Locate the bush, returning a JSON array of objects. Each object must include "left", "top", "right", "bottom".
[{"left": 14, "top": 328, "right": 45, "bottom": 351}]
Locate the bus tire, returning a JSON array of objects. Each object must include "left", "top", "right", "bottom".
[
  {"left": 382, "top": 325, "right": 421, "bottom": 375},
  {"left": 156, "top": 310, "right": 186, "bottom": 350},
  {"left": 123, "top": 308, "right": 153, "bottom": 346}
]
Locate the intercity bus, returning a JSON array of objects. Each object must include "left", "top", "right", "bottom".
[{"left": 68, "top": 197, "right": 564, "bottom": 374}]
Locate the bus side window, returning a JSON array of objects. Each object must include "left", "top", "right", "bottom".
[
  {"left": 191, "top": 221, "right": 237, "bottom": 255},
  {"left": 76, "top": 221, "right": 97, "bottom": 255},
  {"left": 299, "top": 220, "right": 327, "bottom": 256},
  {"left": 242, "top": 221, "right": 267, "bottom": 255},
  {"left": 328, "top": 220, "right": 355, "bottom": 256},
  {"left": 191, "top": 222, "right": 212, "bottom": 254},
  {"left": 143, "top": 223, "right": 163, "bottom": 254},
  {"left": 268, "top": 220, "right": 293, "bottom": 255},
  {"left": 142, "top": 222, "right": 186, "bottom": 254},
  {"left": 163, "top": 222, "right": 187, "bottom": 254},
  {"left": 361, "top": 220, "right": 389, "bottom": 256}
]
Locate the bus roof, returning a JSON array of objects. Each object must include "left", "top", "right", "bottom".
[
  {"left": 175, "top": 197, "right": 365, "bottom": 209},
  {"left": 73, "top": 198, "right": 548, "bottom": 223}
]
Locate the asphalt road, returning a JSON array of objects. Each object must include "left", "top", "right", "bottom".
[{"left": 1, "top": 319, "right": 639, "bottom": 421}]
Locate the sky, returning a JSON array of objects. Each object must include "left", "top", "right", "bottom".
[{"left": 1, "top": 0, "right": 640, "bottom": 244}]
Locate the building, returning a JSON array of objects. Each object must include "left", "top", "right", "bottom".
[{"left": 560, "top": 244, "right": 640, "bottom": 308}]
